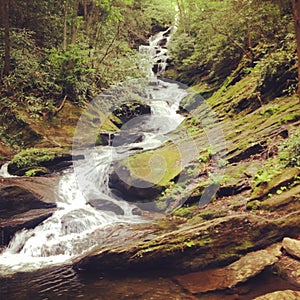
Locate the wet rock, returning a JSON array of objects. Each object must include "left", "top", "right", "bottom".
[
  {"left": 112, "top": 102, "right": 151, "bottom": 126},
  {"left": 173, "top": 244, "right": 282, "bottom": 293},
  {"left": 254, "top": 290, "right": 300, "bottom": 299},
  {"left": 274, "top": 255, "right": 300, "bottom": 287},
  {"left": 0, "top": 183, "right": 57, "bottom": 247},
  {"left": 0, "top": 186, "right": 56, "bottom": 218},
  {"left": 282, "top": 237, "right": 300, "bottom": 260},
  {"left": 88, "top": 199, "right": 124, "bottom": 215},
  {"left": 112, "top": 132, "right": 145, "bottom": 147},
  {"left": 0, "top": 208, "right": 55, "bottom": 247},
  {"left": 109, "top": 143, "right": 183, "bottom": 204}
]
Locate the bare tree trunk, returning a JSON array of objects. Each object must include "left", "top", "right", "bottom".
[
  {"left": 292, "top": 0, "right": 300, "bottom": 97},
  {"left": 176, "top": 0, "right": 187, "bottom": 33},
  {"left": 63, "top": 0, "right": 70, "bottom": 50},
  {"left": 83, "top": 0, "right": 88, "bottom": 23},
  {"left": 70, "top": 0, "right": 79, "bottom": 44},
  {"left": 1, "top": 0, "right": 10, "bottom": 77}
]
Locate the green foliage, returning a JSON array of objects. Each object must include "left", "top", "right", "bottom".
[
  {"left": 278, "top": 129, "right": 300, "bottom": 167},
  {"left": 253, "top": 129, "right": 300, "bottom": 190},
  {"left": 169, "top": 0, "right": 295, "bottom": 88}
]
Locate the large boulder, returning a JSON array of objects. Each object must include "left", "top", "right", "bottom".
[{"left": 109, "top": 143, "right": 183, "bottom": 204}]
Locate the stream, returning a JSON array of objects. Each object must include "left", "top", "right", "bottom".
[{"left": 0, "top": 27, "right": 299, "bottom": 300}]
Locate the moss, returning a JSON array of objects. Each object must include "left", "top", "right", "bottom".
[
  {"left": 252, "top": 167, "right": 300, "bottom": 199},
  {"left": 25, "top": 167, "right": 50, "bottom": 176},
  {"left": 172, "top": 205, "right": 198, "bottom": 218},
  {"left": 234, "top": 240, "right": 254, "bottom": 252},
  {"left": 195, "top": 209, "right": 228, "bottom": 220},
  {"left": 247, "top": 200, "right": 261, "bottom": 211},
  {"left": 259, "top": 184, "right": 300, "bottom": 212},
  {"left": 11, "top": 147, "right": 67, "bottom": 168},
  {"left": 120, "top": 143, "right": 182, "bottom": 187}
]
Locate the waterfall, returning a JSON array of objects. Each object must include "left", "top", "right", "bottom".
[
  {"left": 0, "top": 28, "right": 188, "bottom": 275},
  {"left": 139, "top": 27, "right": 172, "bottom": 80}
]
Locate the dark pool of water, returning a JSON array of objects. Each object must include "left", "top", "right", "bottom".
[{"left": 0, "top": 265, "right": 299, "bottom": 300}]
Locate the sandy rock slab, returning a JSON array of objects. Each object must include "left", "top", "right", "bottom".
[
  {"left": 254, "top": 290, "right": 300, "bottom": 299},
  {"left": 173, "top": 244, "right": 281, "bottom": 294},
  {"left": 282, "top": 237, "right": 300, "bottom": 260}
]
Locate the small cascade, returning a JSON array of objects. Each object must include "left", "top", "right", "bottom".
[
  {"left": 0, "top": 162, "right": 15, "bottom": 178},
  {"left": 139, "top": 27, "right": 172, "bottom": 79}
]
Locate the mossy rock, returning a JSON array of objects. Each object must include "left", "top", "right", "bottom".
[
  {"left": 252, "top": 168, "right": 300, "bottom": 200},
  {"left": 259, "top": 184, "right": 300, "bottom": 212},
  {"left": 8, "top": 147, "right": 76, "bottom": 176},
  {"left": 109, "top": 143, "right": 184, "bottom": 203}
]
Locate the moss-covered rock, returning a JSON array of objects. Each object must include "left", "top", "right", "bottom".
[
  {"left": 8, "top": 147, "right": 82, "bottom": 176},
  {"left": 109, "top": 143, "right": 183, "bottom": 202},
  {"left": 74, "top": 212, "right": 300, "bottom": 274}
]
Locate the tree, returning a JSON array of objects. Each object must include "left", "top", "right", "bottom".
[
  {"left": 1, "top": 0, "right": 10, "bottom": 77},
  {"left": 292, "top": 0, "right": 300, "bottom": 97}
]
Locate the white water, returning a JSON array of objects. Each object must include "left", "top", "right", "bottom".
[
  {"left": 139, "top": 27, "right": 172, "bottom": 80},
  {"left": 0, "top": 163, "right": 16, "bottom": 178},
  {"left": 0, "top": 29, "right": 188, "bottom": 275}
]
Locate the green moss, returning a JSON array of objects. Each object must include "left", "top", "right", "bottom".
[
  {"left": 235, "top": 240, "right": 254, "bottom": 252},
  {"left": 11, "top": 147, "right": 67, "bottom": 168},
  {"left": 247, "top": 200, "right": 261, "bottom": 211},
  {"left": 25, "top": 167, "right": 50, "bottom": 176},
  {"left": 195, "top": 209, "right": 228, "bottom": 220},
  {"left": 172, "top": 205, "right": 197, "bottom": 218},
  {"left": 121, "top": 143, "right": 182, "bottom": 186}
]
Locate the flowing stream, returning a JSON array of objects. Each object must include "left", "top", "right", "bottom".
[{"left": 0, "top": 27, "right": 188, "bottom": 275}]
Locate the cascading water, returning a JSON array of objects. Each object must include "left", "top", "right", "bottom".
[{"left": 0, "top": 28, "right": 188, "bottom": 275}]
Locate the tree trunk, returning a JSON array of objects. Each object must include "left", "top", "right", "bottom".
[
  {"left": 70, "top": 0, "right": 79, "bottom": 44},
  {"left": 63, "top": 0, "right": 70, "bottom": 50},
  {"left": 1, "top": 0, "right": 10, "bottom": 77},
  {"left": 292, "top": 0, "right": 300, "bottom": 97}
]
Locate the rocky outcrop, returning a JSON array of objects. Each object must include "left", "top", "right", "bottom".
[
  {"left": 109, "top": 143, "right": 183, "bottom": 204},
  {"left": 73, "top": 212, "right": 300, "bottom": 274}
]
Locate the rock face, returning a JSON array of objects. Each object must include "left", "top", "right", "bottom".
[
  {"left": 254, "top": 290, "right": 300, "bottom": 300},
  {"left": 0, "top": 182, "right": 56, "bottom": 247},
  {"left": 282, "top": 237, "right": 300, "bottom": 260},
  {"left": 74, "top": 212, "right": 300, "bottom": 274},
  {"left": 173, "top": 244, "right": 282, "bottom": 293}
]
